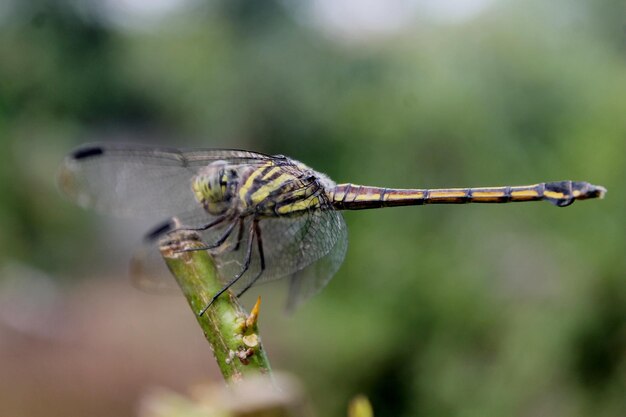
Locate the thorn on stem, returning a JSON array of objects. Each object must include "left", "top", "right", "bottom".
[{"left": 246, "top": 296, "right": 262, "bottom": 329}]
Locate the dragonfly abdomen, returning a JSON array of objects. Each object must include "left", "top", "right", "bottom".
[{"left": 330, "top": 181, "right": 606, "bottom": 210}]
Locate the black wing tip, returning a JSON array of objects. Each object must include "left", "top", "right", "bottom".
[
  {"left": 144, "top": 219, "right": 176, "bottom": 243},
  {"left": 71, "top": 146, "right": 105, "bottom": 160}
]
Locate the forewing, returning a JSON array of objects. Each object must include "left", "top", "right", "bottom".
[{"left": 58, "top": 143, "right": 273, "bottom": 218}]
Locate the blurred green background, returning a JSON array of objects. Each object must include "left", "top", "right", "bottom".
[{"left": 0, "top": 1, "right": 624, "bottom": 416}]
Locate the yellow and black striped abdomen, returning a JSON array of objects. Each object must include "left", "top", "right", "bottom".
[{"left": 329, "top": 181, "right": 606, "bottom": 210}]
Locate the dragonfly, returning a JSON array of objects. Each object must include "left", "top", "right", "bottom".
[{"left": 58, "top": 143, "right": 606, "bottom": 314}]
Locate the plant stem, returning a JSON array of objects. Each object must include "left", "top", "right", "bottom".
[{"left": 159, "top": 229, "right": 271, "bottom": 384}]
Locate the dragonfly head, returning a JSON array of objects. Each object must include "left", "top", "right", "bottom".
[{"left": 192, "top": 161, "right": 236, "bottom": 215}]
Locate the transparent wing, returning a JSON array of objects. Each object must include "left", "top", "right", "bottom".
[
  {"left": 207, "top": 207, "right": 347, "bottom": 307},
  {"left": 129, "top": 208, "right": 347, "bottom": 309},
  {"left": 58, "top": 143, "right": 274, "bottom": 218},
  {"left": 285, "top": 214, "right": 348, "bottom": 310},
  {"left": 258, "top": 210, "right": 347, "bottom": 284}
]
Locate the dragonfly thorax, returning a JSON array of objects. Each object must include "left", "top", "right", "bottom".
[{"left": 192, "top": 161, "right": 238, "bottom": 215}]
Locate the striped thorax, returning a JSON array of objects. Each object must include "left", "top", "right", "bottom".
[{"left": 192, "top": 159, "right": 334, "bottom": 218}]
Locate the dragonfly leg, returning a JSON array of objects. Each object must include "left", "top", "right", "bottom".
[
  {"left": 176, "top": 218, "right": 238, "bottom": 253},
  {"left": 232, "top": 217, "right": 245, "bottom": 252},
  {"left": 236, "top": 220, "right": 266, "bottom": 298},
  {"left": 198, "top": 219, "right": 257, "bottom": 316},
  {"left": 143, "top": 215, "right": 229, "bottom": 244},
  {"left": 176, "top": 215, "right": 228, "bottom": 232}
]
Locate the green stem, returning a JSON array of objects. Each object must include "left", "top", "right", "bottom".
[{"left": 159, "top": 230, "right": 271, "bottom": 384}]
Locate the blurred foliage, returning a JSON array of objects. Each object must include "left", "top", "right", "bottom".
[{"left": 0, "top": 1, "right": 624, "bottom": 417}]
